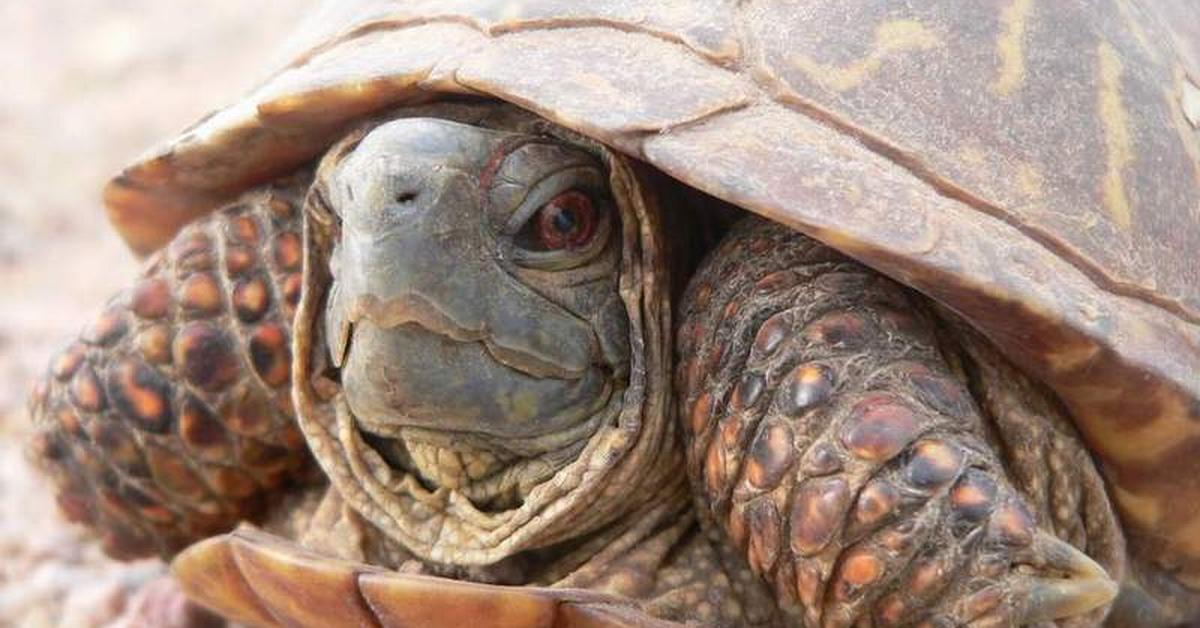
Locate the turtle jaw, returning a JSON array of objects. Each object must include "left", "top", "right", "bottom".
[{"left": 336, "top": 313, "right": 619, "bottom": 445}]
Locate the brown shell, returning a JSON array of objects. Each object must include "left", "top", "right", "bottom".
[
  {"left": 104, "top": 0, "right": 1200, "bottom": 580},
  {"left": 172, "top": 526, "right": 675, "bottom": 627}
]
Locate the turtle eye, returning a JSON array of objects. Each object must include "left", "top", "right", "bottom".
[{"left": 523, "top": 191, "right": 598, "bottom": 251}]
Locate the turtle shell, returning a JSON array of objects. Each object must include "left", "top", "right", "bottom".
[{"left": 104, "top": 0, "right": 1200, "bottom": 585}]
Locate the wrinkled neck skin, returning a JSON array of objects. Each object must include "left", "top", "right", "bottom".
[{"left": 292, "top": 103, "right": 687, "bottom": 578}]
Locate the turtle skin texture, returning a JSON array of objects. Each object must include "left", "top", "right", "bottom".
[
  {"left": 28, "top": 179, "right": 314, "bottom": 560},
  {"left": 32, "top": 201, "right": 1127, "bottom": 626},
  {"left": 677, "top": 218, "right": 1125, "bottom": 627}
]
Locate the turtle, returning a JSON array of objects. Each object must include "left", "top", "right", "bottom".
[{"left": 24, "top": 0, "right": 1200, "bottom": 626}]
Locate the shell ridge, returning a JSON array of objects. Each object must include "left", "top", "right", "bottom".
[{"left": 746, "top": 68, "right": 1200, "bottom": 325}]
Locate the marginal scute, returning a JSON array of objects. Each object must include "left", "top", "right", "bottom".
[
  {"left": 455, "top": 27, "right": 750, "bottom": 137},
  {"left": 227, "top": 534, "right": 380, "bottom": 627},
  {"left": 101, "top": 522, "right": 156, "bottom": 561},
  {"left": 266, "top": 196, "right": 293, "bottom": 220},
  {"left": 358, "top": 569, "right": 560, "bottom": 628},
  {"left": 754, "top": 270, "right": 797, "bottom": 294},
  {"left": 907, "top": 556, "right": 947, "bottom": 597},
  {"left": 795, "top": 561, "right": 823, "bottom": 610},
  {"left": 172, "top": 534, "right": 279, "bottom": 627},
  {"left": 703, "top": 435, "right": 725, "bottom": 501}
]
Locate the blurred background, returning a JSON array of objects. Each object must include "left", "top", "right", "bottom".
[{"left": 0, "top": 1, "right": 312, "bottom": 624}]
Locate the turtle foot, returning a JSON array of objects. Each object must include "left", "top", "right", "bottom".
[
  {"left": 676, "top": 216, "right": 1118, "bottom": 626},
  {"left": 26, "top": 181, "right": 314, "bottom": 560}
]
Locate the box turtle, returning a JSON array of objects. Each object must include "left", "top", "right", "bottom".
[{"left": 26, "top": 0, "right": 1200, "bottom": 626}]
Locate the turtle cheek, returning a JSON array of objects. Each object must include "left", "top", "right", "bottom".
[{"left": 339, "top": 322, "right": 610, "bottom": 439}]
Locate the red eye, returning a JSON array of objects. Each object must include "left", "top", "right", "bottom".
[{"left": 535, "top": 191, "right": 597, "bottom": 250}]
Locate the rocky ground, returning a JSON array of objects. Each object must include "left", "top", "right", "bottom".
[{"left": 0, "top": 2, "right": 312, "bottom": 625}]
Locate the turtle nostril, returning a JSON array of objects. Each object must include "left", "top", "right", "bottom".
[{"left": 395, "top": 191, "right": 418, "bottom": 204}]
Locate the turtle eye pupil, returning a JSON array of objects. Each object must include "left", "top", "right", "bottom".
[
  {"left": 534, "top": 191, "right": 597, "bottom": 250},
  {"left": 552, "top": 209, "right": 578, "bottom": 234}
]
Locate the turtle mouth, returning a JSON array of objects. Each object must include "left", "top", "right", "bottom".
[
  {"left": 333, "top": 289, "right": 619, "bottom": 445},
  {"left": 346, "top": 292, "right": 588, "bottom": 380}
]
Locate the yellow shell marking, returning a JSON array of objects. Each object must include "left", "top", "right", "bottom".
[
  {"left": 789, "top": 20, "right": 940, "bottom": 93},
  {"left": 1114, "top": 0, "right": 1162, "bottom": 64},
  {"left": 990, "top": 0, "right": 1033, "bottom": 96},
  {"left": 1097, "top": 42, "right": 1134, "bottom": 231},
  {"left": 1015, "top": 162, "right": 1044, "bottom": 199}
]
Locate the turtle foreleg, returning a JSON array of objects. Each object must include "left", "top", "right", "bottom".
[
  {"left": 27, "top": 177, "right": 315, "bottom": 560},
  {"left": 676, "top": 217, "right": 1119, "bottom": 627}
]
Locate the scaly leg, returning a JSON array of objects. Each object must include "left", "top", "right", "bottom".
[
  {"left": 27, "top": 176, "right": 315, "bottom": 559},
  {"left": 676, "top": 217, "right": 1120, "bottom": 627}
]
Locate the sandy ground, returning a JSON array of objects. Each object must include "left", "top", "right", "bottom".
[{"left": 0, "top": 2, "right": 313, "bottom": 625}]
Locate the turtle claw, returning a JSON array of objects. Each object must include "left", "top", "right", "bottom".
[
  {"left": 1015, "top": 573, "right": 1118, "bottom": 624},
  {"left": 1013, "top": 533, "right": 1118, "bottom": 624}
]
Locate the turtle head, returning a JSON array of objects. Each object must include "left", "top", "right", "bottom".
[
  {"left": 318, "top": 117, "right": 629, "bottom": 473},
  {"left": 294, "top": 108, "right": 680, "bottom": 564}
]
